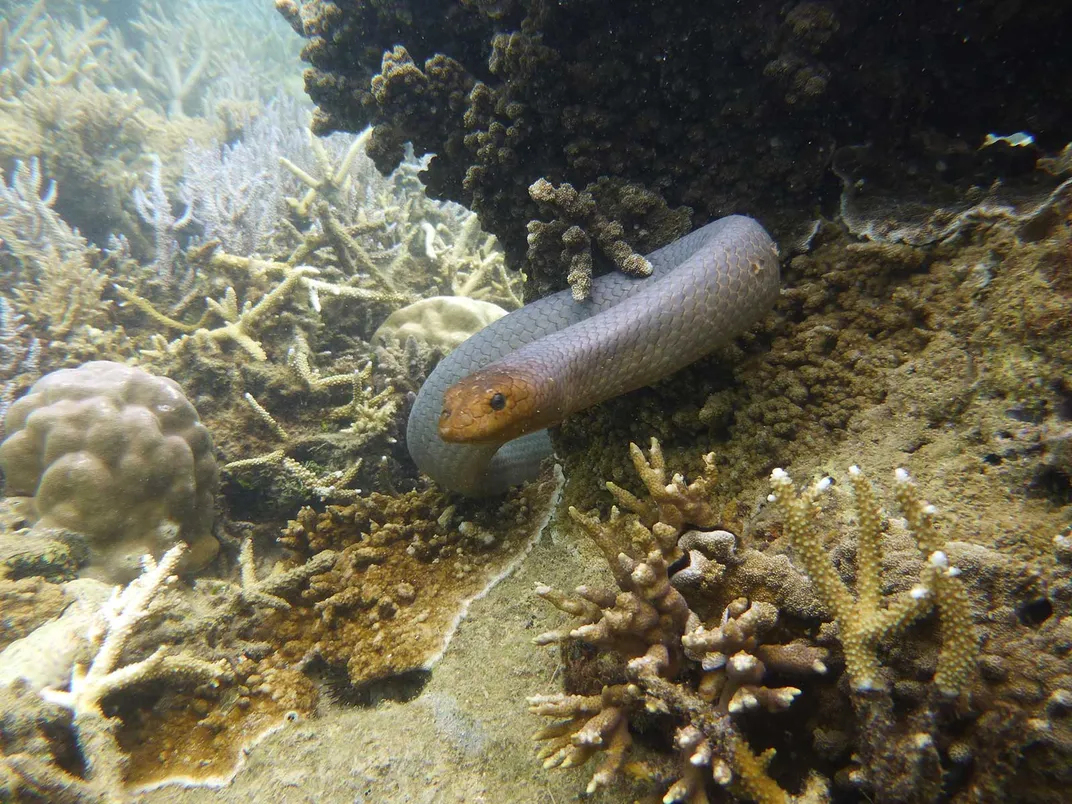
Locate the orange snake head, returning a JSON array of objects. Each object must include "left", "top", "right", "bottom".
[{"left": 439, "top": 368, "right": 556, "bottom": 443}]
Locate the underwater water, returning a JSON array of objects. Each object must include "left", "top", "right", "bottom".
[{"left": 1, "top": 0, "right": 1071, "bottom": 802}]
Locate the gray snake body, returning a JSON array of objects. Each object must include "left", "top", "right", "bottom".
[{"left": 406, "top": 215, "right": 780, "bottom": 496}]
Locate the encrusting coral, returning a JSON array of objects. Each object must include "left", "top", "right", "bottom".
[{"left": 272, "top": 467, "right": 562, "bottom": 688}]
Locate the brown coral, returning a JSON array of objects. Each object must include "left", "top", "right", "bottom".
[
  {"left": 532, "top": 440, "right": 829, "bottom": 801},
  {"left": 273, "top": 470, "right": 562, "bottom": 687}
]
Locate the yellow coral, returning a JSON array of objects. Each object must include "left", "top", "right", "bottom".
[{"left": 767, "top": 465, "right": 977, "bottom": 695}]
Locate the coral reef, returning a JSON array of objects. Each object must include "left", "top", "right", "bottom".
[
  {"left": 0, "top": 361, "right": 219, "bottom": 582},
  {"left": 284, "top": 0, "right": 1072, "bottom": 280},
  {"left": 530, "top": 437, "right": 1072, "bottom": 801},
  {"left": 0, "top": 0, "right": 1070, "bottom": 800}
]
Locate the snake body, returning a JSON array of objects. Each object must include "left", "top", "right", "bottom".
[{"left": 406, "top": 215, "right": 780, "bottom": 496}]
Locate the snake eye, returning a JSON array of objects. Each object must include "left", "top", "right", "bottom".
[{"left": 489, "top": 392, "right": 506, "bottom": 411}]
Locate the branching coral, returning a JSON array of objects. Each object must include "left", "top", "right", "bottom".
[
  {"left": 110, "top": 1, "right": 213, "bottom": 119},
  {"left": 526, "top": 178, "right": 653, "bottom": 301},
  {"left": 38, "top": 544, "right": 229, "bottom": 800},
  {"left": 0, "top": 295, "right": 40, "bottom": 434},
  {"left": 0, "top": 157, "right": 86, "bottom": 268},
  {"left": 179, "top": 98, "right": 307, "bottom": 256},
  {"left": 0, "top": 2, "right": 108, "bottom": 112},
  {"left": 767, "top": 465, "right": 978, "bottom": 696},
  {"left": 132, "top": 153, "right": 192, "bottom": 283},
  {"left": 532, "top": 439, "right": 829, "bottom": 802},
  {"left": 213, "top": 335, "right": 399, "bottom": 504},
  {"left": 1, "top": 158, "right": 107, "bottom": 339}
]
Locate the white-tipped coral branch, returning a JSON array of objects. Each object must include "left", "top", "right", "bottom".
[
  {"left": 767, "top": 466, "right": 978, "bottom": 695},
  {"left": 40, "top": 544, "right": 229, "bottom": 798}
]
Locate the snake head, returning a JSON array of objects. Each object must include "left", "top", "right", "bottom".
[{"left": 439, "top": 368, "right": 551, "bottom": 443}]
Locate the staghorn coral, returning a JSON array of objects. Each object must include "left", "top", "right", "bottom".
[
  {"left": 767, "top": 465, "right": 978, "bottom": 695},
  {"left": 106, "top": 537, "right": 328, "bottom": 791},
  {"left": 0, "top": 532, "right": 332, "bottom": 796},
  {"left": 179, "top": 97, "right": 308, "bottom": 257},
  {"left": 104, "top": 0, "right": 302, "bottom": 118},
  {"left": 531, "top": 436, "right": 1049, "bottom": 801},
  {"left": 221, "top": 353, "right": 399, "bottom": 506},
  {"left": 115, "top": 112, "right": 523, "bottom": 519},
  {"left": 0, "top": 295, "right": 39, "bottom": 436},
  {"left": 121, "top": 112, "right": 513, "bottom": 370},
  {"left": 0, "top": 2, "right": 108, "bottom": 112},
  {"left": 132, "top": 153, "right": 193, "bottom": 287},
  {"left": 0, "top": 158, "right": 111, "bottom": 346},
  {"left": 16, "top": 81, "right": 156, "bottom": 248},
  {"left": 0, "top": 157, "right": 86, "bottom": 269}
]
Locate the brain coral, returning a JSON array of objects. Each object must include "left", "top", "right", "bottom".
[{"left": 0, "top": 361, "right": 219, "bottom": 582}]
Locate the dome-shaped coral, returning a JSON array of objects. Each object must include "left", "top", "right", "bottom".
[{"left": 0, "top": 361, "right": 219, "bottom": 582}]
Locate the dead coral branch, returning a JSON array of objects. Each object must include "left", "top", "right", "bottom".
[{"left": 40, "top": 544, "right": 229, "bottom": 799}]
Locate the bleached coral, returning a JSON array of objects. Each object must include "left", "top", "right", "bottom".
[
  {"left": 103, "top": 0, "right": 301, "bottom": 117},
  {"left": 180, "top": 98, "right": 307, "bottom": 255},
  {"left": 110, "top": 1, "right": 213, "bottom": 118},
  {"left": 0, "top": 2, "right": 109, "bottom": 112},
  {"left": 0, "top": 157, "right": 86, "bottom": 268},
  {"left": 0, "top": 158, "right": 107, "bottom": 338},
  {"left": 0, "top": 295, "right": 40, "bottom": 436},
  {"left": 38, "top": 544, "right": 228, "bottom": 799},
  {"left": 132, "top": 153, "right": 193, "bottom": 283}
]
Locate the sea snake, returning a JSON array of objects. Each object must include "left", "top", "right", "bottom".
[{"left": 406, "top": 215, "right": 780, "bottom": 496}]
